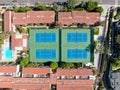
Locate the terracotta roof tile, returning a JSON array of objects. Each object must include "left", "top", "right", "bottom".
[
  {"left": 58, "top": 12, "right": 73, "bottom": 25},
  {"left": 27, "top": 11, "right": 55, "bottom": 24},
  {"left": 57, "top": 79, "right": 94, "bottom": 85},
  {"left": 56, "top": 68, "right": 93, "bottom": 76},
  {"left": 4, "top": 11, "right": 55, "bottom": 32},
  {"left": 13, "top": 84, "right": 50, "bottom": 90},
  {"left": 58, "top": 11, "right": 100, "bottom": 25},
  {"left": 50, "top": 73, "right": 57, "bottom": 84},
  {"left": 0, "top": 76, "right": 13, "bottom": 88},
  {"left": 13, "top": 78, "right": 51, "bottom": 89},
  {"left": 57, "top": 85, "right": 93, "bottom": 90},
  {"left": 12, "top": 12, "right": 27, "bottom": 25},
  {"left": 4, "top": 11, "right": 13, "bottom": 32},
  {"left": 0, "top": 82, "right": 13, "bottom": 88},
  {"left": 0, "top": 66, "right": 16, "bottom": 73},
  {"left": 11, "top": 34, "right": 28, "bottom": 50},
  {"left": 57, "top": 80, "right": 94, "bottom": 90},
  {"left": 22, "top": 67, "right": 51, "bottom": 74},
  {"left": 0, "top": 66, "right": 95, "bottom": 90}
]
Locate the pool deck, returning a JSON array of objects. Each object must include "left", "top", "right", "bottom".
[{"left": 0, "top": 38, "right": 17, "bottom": 62}]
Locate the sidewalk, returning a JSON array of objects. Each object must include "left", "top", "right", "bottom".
[{"left": 94, "top": 26, "right": 104, "bottom": 69}]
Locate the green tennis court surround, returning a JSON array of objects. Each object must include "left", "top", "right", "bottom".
[
  {"left": 29, "top": 28, "right": 93, "bottom": 63},
  {"left": 61, "top": 29, "right": 92, "bottom": 62},
  {"left": 29, "top": 28, "right": 59, "bottom": 62}
]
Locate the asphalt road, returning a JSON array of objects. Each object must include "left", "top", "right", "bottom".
[{"left": 0, "top": 0, "right": 118, "bottom": 6}]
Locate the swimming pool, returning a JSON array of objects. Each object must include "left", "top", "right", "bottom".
[{"left": 3, "top": 47, "right": 12, "bottom": 59}]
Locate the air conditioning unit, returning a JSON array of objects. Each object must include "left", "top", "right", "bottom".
[
  {"left": 76, "top": 76, "right": 80, "bottom": 79},
  {"left": 89, "top": 75, "right": 96, "bottom": 80},
  {"left": 61, "top": 76, "right": 66, "bottom": 79}
]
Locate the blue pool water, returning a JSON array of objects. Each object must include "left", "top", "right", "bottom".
[{"left": 3, "top": 47, "right": 12, "bottom": 59}]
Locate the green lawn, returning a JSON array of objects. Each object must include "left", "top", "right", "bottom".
[
  {"left": 0, "top": 22, "right": 2, "bottom": 32},
  {"left": 0, "top": 22, "right": 2, "bottom": 33},
  {"left": 94, "top": 28, "right": 99, "bottom": 35}
]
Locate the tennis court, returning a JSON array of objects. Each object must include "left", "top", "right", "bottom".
[
  {"left": 36, "top": 33, "right": 56, "bottom": 42},
  {"left": 36, "top": 49, "right": 56, "bottom": 59},
  {"left": 29, "top": 28, "right": 93, "bottom": 62},
  {"left": 29, "top": 28, "right": 59, "bottom": 62},
  {"left": 67, "top": 33, "right": 87, "bottom": 42},
  {"left": 67, "top": 49, "right": 87, "bottom": 59},
  {"left": 61, "top": 28, "right": 92, "bottom": 62}
]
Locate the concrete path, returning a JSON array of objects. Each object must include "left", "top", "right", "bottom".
[{"left": 94, "top": 26, "right": 104, "bottom": 69}]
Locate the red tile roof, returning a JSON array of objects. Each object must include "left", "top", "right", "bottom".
[
  {"left": 4, "top": 11, "right": 55, "bottom": 32},
  {"left": 0, "top": 82, "right": 13, "bottom": 88},
  {"left": 12, "top": 78, "right": 51, "bottom": 89},
  {"left": 22, "top": 67, "right": 51, "bottom": 74},
  {"left": 57, "top": 85, "right": 93, "bottom": 90},
  {"left": 0, "top": 66, "right": 16, "bottom": 73},
  {"left": 57, "top": 79, "right": 94, "bottom": 85},
  {"left": 11, "top": 34, "right": 28, "bottom": 50},
  {"left": 58, "top": 12, "right": 73, "bottom": 25},
  {"left": 58, "top": 11, "right": 100, "bottom": 25},
  {"left": 56, "top": 68, "right": 93, "bottom": 76},
  {"left": 0, "top": 76, "right": 13, "bottom": 88},
  {"left": 12, "top": 12, "right": 27, "bottom": 25},
  {"left": 13, "top": 84, "right": 50, "bottom": 90},
  {"left": 4, "top": 11, "right": 13, "bottom": 32},
  {"left": 50, "top": 73, "right": 57, "bottom": 84},
  {"left": 27, "top": 11, "right": 55, "bottom": 24},
  {"left": 0, "top": 76, "right": 51, "bottom": 89},
  {"left": 57, "top": 80, "right": 94, "bottom": 90},
  {"left": 0, "top": 67, "right": 94, "bottom": 89}
]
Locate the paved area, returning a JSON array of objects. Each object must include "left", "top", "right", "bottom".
[
  {"left": 100, "top": 5, "right": 111, "bottom": 21},
  {"left": 94, "top": 26, "right": 104, "bottom": 69},
  {"left": 1, "top": 39, "right": 16, "bottom": 62},
  {"left": 0, "top": 0, "right": 118, "bottom": 6},
  {"left": 94, "top": 4, "right": 111, "bottom": 69}
]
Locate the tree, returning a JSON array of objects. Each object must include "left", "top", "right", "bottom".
[
  {"left": 62, "top": 63, "right": 74, "bottom": 69},
  {"left": 20, "top": 57, "right": 29, "bottom": 67},
  {"left": 86, "top": 0, "right": 98, "bottom": 11},
  {"left": 50, "top": 62, "right": 58, "bottom": 71},
  {"left": 35, "top": 4, "right": 47, "bottom": 11},
  {"left": 13, "top": 6, "right": 32, "bottom": 12},
  {"left": 13, "top": 7, "right": 19, "bottom": 12},
  {"left": 67, "top": 0, "right": 78, "bottom": 11},
  {"left": 98, "top": 42, "right": 104, "bottom": 54},
  {"left": 16, "top": 26, "right": 25, "bottom": 33},
  {"left": 62, "top": 6, "right": 68, "bottom": 12},
  {"left": 116, "top": 35, "right": 120, "bottom": 44},
  {"left": 75, "top": 63, "right": 82, "bottom": 68},
  {"left": 75, "top": 1, "right": 85, "bottom": 10},
  {"left": 80, "top": 1, "right": 86, "bottom": 8},
  {"left": 27, "top": 62, "right": 42, "bottom": 67},
  {"left": 94, "top": 6, "right": 103, "bottom": 14},
  {"left": 112, "top": 58, "right": 120, "bottom": 70}
]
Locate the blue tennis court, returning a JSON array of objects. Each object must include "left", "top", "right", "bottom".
[
  {"left": 36, "top": 49, "right": 56, "bottom": 59},
  {"left": 36, "top": 33, "right": 56, "bottom": 42},
  {"left": 67, "top": 49, "right": 87, "bottom": 59},
  {"left": 67, "top": 33, "right": 87, "bottom": 42}
]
